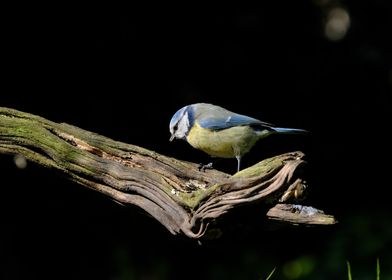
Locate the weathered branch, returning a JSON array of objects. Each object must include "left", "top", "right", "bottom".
[{"left": 0, "top": 107, "right": 336, "bottom": 239}]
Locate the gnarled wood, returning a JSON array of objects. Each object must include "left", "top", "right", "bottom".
[{"left": 0, "top": 107, "right": 336, "bottom": 239}]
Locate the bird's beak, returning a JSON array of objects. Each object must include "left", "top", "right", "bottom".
[{"left": 169, "top": 134, "right": 175, "bottom": 142}]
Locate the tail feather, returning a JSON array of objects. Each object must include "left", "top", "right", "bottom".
[{"left": 271, "top": 127, "right": 308, "bottom": 134}]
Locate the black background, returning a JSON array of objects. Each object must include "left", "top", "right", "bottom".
[{"left": 1, "top": 2, "right": 391, "bottom": 279}]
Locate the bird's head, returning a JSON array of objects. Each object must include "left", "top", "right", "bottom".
[{"left": 169, "top": 105, "right": 193, "bottom": 141}]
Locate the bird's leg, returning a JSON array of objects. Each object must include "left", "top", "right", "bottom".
[{"left": 236, "top": 156, "right": 241, "bottom": 173}]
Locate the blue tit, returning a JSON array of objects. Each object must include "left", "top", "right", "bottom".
[{"left": 169, "top": 103, "right": 307, "bottom": 172}]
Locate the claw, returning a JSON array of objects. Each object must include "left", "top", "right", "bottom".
[{"left": 198, "top": 162, "right": 213, "bottom": 172}]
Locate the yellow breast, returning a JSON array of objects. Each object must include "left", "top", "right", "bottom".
[{"left": 186, "top": 122, "right": 259, "bottom": 158}]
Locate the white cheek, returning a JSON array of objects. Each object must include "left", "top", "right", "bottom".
[{"left": 177, "top": 122, "right": 190, "bottom": 139}]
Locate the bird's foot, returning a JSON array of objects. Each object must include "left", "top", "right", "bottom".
[{"left": 198, "top": 162, "right": 213, "bottom": 172}]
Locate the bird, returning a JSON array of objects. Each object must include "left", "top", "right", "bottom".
[{"left": 169, "top": 103, "right": 307, "bottom": 173}]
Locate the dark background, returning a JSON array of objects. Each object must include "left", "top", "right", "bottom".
[{"left": 1, "top": 2, "right": 391, "bottom": 279}]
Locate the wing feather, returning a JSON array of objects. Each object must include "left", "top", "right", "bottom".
[{"left": 194, "top": 104, "right": 273, "bottom": 131}]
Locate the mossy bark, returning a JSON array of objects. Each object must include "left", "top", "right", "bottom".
[{"left": 0, "top": 107, "right": 336, "bottom": 239}]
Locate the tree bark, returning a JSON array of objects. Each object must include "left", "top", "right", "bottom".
[{"left": 0, "top": 107, "right": 336, "bottom": 239}]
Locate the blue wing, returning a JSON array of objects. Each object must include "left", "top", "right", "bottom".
[
  {"left": 196, "top": 105, "right": 272, "bottom": 131},
  {"left": 188, "top": 104, "right": 307, "bottom": 134}
]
